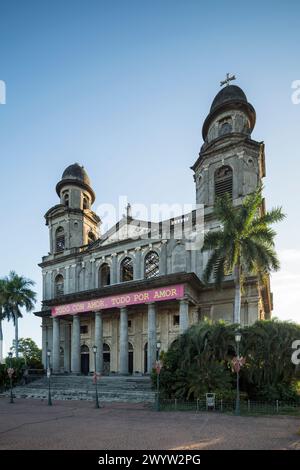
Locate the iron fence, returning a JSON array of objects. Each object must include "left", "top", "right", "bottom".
[{"left": 155, "top": 398, "right": 300, "bottom": 415}]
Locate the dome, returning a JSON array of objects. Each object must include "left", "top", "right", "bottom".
[
  {"left": 56, "top": 163, "right": 95, "bottom": 203},
  {"left": 61, "top": 163, "right": 91, "bottom": 186},
  {"left": 202, "top": 84, "right": 256, "bottom": 141},
  {"left": 210, "top": 85, "right": 248, "bottom": 113}
]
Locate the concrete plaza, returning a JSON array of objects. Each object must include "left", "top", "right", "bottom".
[{"left": 0, "top": 398, "right": 299, "bottom": 450}]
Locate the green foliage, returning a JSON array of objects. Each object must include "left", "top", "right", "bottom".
[
  {"left": 185, "top": 361, "right": 233, "bottom": 400},
  {"left": 201, "top": 187, "right": 285, "bottom": 289},
  {"left": 0, "top": 271, "right": 37, "bottom": 358},
  {"left": 240, "top": 319, "right": 300, "bottom": 400},
  {"left": 1, "top": 271, "right": 36, "bottom": 323},
  {"left": 0, "top": 357, "right": 25, "bottom": 388},
  {"left": 10, "top": 337, "right": 42, "bottom": 365},
  {"left": 154, "top": 319, "right": 300, "bottom": 401}
]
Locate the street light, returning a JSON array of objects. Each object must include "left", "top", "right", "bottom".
[
  {"left": 47, "top": 349, "right": 52, "bottom": 406},
  {"left": 93, "top": 345, "right": 100, "bottom": 409},
  {"left": 156, "top": 341, "right": 161, "bottom": 412},
  {"left": 235, "top": 332, "right": 242, "bottom": 416},
  {"left": 8, "top": 352, "right": 14, "bottom": 404}
]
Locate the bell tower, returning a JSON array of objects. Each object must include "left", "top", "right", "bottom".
[
  {"left": 45, "top": 163, "right": 100, "bottom": 254},
  {"left": 191, "top": 77, "right": 266, "bottom": 208}
]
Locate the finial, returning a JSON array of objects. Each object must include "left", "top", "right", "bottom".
[
  {"left": 126, "top": 203, "right": 132, "bottom": 219},
  {"left": 220, "top": 73, "right": 236, "bottom": 87}
]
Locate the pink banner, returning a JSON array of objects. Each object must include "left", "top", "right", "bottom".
[{"left": 51, "top": 284, "right": 185, "bottom": 317}]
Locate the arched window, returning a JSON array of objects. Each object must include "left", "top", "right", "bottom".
[
  {"left": 55, "top": 274, "right": 64, "bottom": 297},
  {"left": 88, "top": 231, "right": 96, "bottom": 245},
  {"left": 83, "top": 197, "right": 89, "bottom": 210},
  {"left": 219, "top": 117, "right": 232, "bottom": 136},
  {"left": 99, "top": 263, "right": 111, "bottom": 287},
  {"left": 120, "top": 257, "right": 134, "bottom": 282},
  {"left": 144, "top": 251, "right": 159, "bottom": 279},
  {"left": 214, "top": 165, "right": 233, "bottom": 199},
  {"left": 55, "top": 227, "right": 65, "bottom": 252},
  {"left": 64, "top": 193, "right": 69, "bottom": 207}
]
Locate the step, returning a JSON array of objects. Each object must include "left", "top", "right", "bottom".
[
  {"left": 0, "top": 389, "right": 156, "bottom": 403},
  {"left": 0, "top": 375, "right": 156, "bottom": 403}
]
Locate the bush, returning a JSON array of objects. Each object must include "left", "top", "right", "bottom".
[
  {"left": 0, "top": 357, "right": 25, "bottom": 388},
  {"left": 154, "top": 319, "right": 300, "bottom": 402}
]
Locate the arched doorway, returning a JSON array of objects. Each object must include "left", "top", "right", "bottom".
[
  {"left": 103, "top": 343, "right": 110, "bottom": 375},
  {"left": 144, "top": 342, "right": 148, "bottom": 374},
  {"left": 128, "top": 342, "right": 134, "bottom": 375},
  {"left": 80, "top": 345, "right": 90, "bottom": 375}
]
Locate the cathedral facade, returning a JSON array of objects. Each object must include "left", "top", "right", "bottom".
[{"left": 35, "top": 83, "right": 272, "bottom": 375}]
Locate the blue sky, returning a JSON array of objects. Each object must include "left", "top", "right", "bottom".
[{"left": 0, "top": 0, "right": 299, "bottom": 354}]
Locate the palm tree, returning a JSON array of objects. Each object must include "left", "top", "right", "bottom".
[
  {"left": 0, "top": 279, "right": 7, "bottom": 364},
  {"left": 201, "top": 187, "right": 285, "bottom": 324},
  {"left": 2, "top": 272, "right": 36, "bottom": 358}
]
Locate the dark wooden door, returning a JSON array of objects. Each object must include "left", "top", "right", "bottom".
[
  {"left": 81, "top": 353, "right": 89, "bottom": 375},
  {"left": 128, "top": 351, "right": 133, "bottom": 375}
]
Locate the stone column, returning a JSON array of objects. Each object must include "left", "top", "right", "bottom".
[
  {"left": 71, "top": 315, "right": 81, "bottom": 374},
  {"left": 160, "top": 241, "right": 168, "bottom": 275},
  {"left": 64, "top": 321, "right": 71, "bottom": 372},
  {"left": 119, "top": 307, "right": 128, "bottom": 374},
  {"left": 90, "top": 258, "right": 96, "bottom": 289},
  {"left": 95, "top": 311, "right": 103, "bottom": 373},
  {"left": 134, "top": 247, "right": 141, "bottom": 279},
  {"left": 65, "top": 266, "right": 70, "bottom": 294},
  {"left": 179, "top": 299, "right": 189, "bottom": 334},
  {"left": 110, "top": 253, "right": 117, "bottom": 284},
  {"left": 42, "top": 323, "right": 47, "bottom": 369},
  {"left": 147, "top": 303, "right": 157, "bottom": 373},
  {"left": 203, "top": 166, "right": 209, "bottom": 205},
  {"left": 52, "top": 317, "right": 60, "bottom": 374},
  {"left": 42, "top": 272, "right": 47, "bottom": 300}
]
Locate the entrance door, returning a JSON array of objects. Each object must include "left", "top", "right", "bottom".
[
  {"left": 103, "top": 343, "right": 111, "bottom": 375},
  {"left": 128, "top": 342, "right": 134, "bottom": 375},
  {"left": 144, "top": 342, "right": 148, "bottom": 374},
  {"left": 80, "top": 345, "right": 90, "bottom": 375}
]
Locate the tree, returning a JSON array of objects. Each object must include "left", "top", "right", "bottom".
[
  {"left": 10, "top": 338, "right": 42, "bottom": 365},
  {"left": 155, "top": 319, "right": 300, "bottom": 401},
  {"left": 241, "top": 319, "right": 300, "bottom": 400},
  {"left": 155, "top": 320, "right": 237, "bottom": 399},
  {"left": 201, "top": 187, "right": 285, "bottom": 323},
  {"left": 2, "top": 272, "right": 36, "bottom": 358},
  {"left": 0, "top": 279, "right": 6, "bottom": 364}
]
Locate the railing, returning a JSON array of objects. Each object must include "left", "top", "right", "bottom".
[{"left": 155, "top": 398, "right": 300, "bottom": 415}]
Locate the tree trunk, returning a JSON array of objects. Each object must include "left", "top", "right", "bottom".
[
  {"left": 0, "top": 316, "right": 3, "bottom": 364},
  {"left": 233, "top": 264, "right": 241, "bottom": 324},
  {"left": 14, "top": 310, "right": 19, "bottom": 358}
]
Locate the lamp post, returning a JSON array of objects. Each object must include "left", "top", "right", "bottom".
[
  {"left": 8, "top": 352, "right": 14, "bottom": 404},
  {"left": 156, "top": 340, "right": 161, "bottom": 412},
  {"left": 47, "top": 349, "right": 52, "bottom": 406},
  {"left": 235, "top": 332, "right": 242, "bottom": 416},
  {"left": 93, "top": 345, "right": 100, "bottom": 409}
]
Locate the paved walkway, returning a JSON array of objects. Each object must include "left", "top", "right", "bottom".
[{"left": 0, "top": 398, "right": 299, "bottom": 450}]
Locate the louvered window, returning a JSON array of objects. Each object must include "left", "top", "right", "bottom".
[{"left": 215, "top": 165, "right": 233, "bottom": 199}]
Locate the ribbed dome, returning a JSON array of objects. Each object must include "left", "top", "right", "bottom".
[
  {"left": 61, "top": 163, "right": 91, "bottom": 186},
  {"left": 56, "top": 163, "right": 95, "bottom": 203},
  {"left": 202, "top": 84, "right": 256, "bottom": 141},
  {"left": 210, "top": 85, "right": 248, "bottom": 113}
]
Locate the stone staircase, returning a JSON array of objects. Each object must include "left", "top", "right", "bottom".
[{"left": 0, "top": 375, "right": 156, "bottom": 403}]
